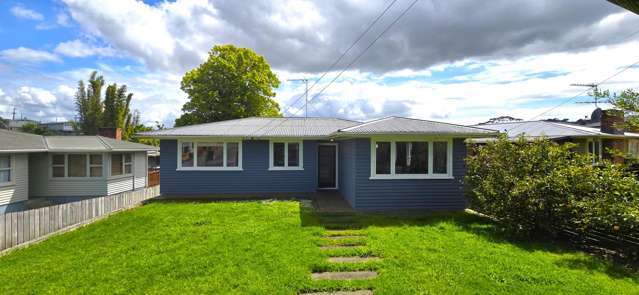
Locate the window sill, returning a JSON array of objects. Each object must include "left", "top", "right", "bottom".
[
  {"left": 268, "top": 167, "right": 304, "bottom": 171},
  {"left": 369, "top": 175, "right": 454, "bottom": 180},
  {"left": 177, "top": 167, "right": 243, "bottom": 171}
]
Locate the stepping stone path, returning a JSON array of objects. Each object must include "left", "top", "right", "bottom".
[{"left": 303, "top": 228, "right": 382, "bottom": 295}]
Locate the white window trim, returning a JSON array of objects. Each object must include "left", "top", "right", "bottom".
[
  {"left": 370, "top": 137, "right": 454, "bottom": 180},
  {"left": 50, "top": 153, "right": 105, "bottom": 180},
  {"left": 177, "top": 139, "right": 243, "bottom": 171},
  {"left": 0, "top": 154, "right": 13, "bottom": 187},
  {"left": 269, "top": 140, "right": 304, "bottom": 171},
  {"left": 587, "top": 138, "right": 603, "bottom": 164}
]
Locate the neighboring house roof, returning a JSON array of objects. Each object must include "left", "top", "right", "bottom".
[
  {"left": 0, "top": 129, "right": 48, "bottom": 152},
  {"left": 137, "top": 116, "right": 498, "bottom": 138},
  {"left": 0, "top": 129, "right": 157, "bottom": 153},
  {"left": 137, "top": 117, "right": 362, "bottom": 138},
  {"left": 337, "top": 116, "right": 497, "bottom": 136},
  {"left": 473, "top": 121, "right": 639, "bottom": 142}
]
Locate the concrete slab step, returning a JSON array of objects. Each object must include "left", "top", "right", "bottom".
[
  {"left": 319, "top": 245, "right": 365, "bottom": 251},
  {"left": 300, "top": 290, "right": 373, "bottom": 295},
  {"left": 326, "top": 235, "right": 365, "bottom": 240},
  {"left": 327, "top": 256, "right": 381, "bottom": 263},
  {"left": 311, "top": 271, "right": 377, "bottom": 280}
]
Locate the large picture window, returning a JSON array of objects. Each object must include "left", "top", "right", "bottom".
[
  {"left": 178, "top": 141, "right": 242, "bottom": 170},
  {"left": 51, "top": 154, "right": 104, "bottom": 178},
  {"left": 371, "top": 139, "right": 452, "bottom": 179},
  {"left": 270, "top": 141, "right": 303, "bottom": 170},
  {"left": 0, "top": 155, "right": 11, "bottom": 184}
]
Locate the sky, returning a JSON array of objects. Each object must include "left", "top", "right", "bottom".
[{"left": 0, "top": 0, "right": 638, "bottom": 127}]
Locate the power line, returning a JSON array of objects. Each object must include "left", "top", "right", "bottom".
[
  {"left": 301, "top": 0, "right": 420, "bottom": 115},
  {"left": 279, "top": 0, "right": 400, "bottom": 118},
  {"left": 259, "top": 0, "right": 419, "bottom": 137},
  {"left": 249, "top": 0, "right": 402, "bottom": 137}
]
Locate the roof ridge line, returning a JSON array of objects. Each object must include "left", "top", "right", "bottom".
[
  {"left": 339, "top": 116, "right": 394, "bottom": 131},
  {"left": 95, "top": 136, "right": 114, "bottom": 150},
  {"left": 546, "top": 122, "right": 600, "bottom": 136}
]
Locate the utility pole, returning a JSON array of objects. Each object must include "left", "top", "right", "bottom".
[
  {"left": 571, "top": 83, "right": 603, "bottom": 107},
  {"left": 288, "top": 78, "right": 309, "bottom": 118},
  {"left": 12, "top": 107, "right": 16, "bottom": 120}
]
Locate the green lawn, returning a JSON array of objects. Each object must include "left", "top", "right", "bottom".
[{"left": 0, "top": 201, "right": 636, "bottom": 294}]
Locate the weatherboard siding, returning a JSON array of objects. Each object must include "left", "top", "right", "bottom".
[
  {"left": 29, "top": 153, "right": 107, "bottom": 197},
  {"left": 0, "top": 154, "right": 29, "bottom": 206},
  {"left": 160, "top": 140, "right": 318, "bottom": 195},
  {"left": 351, "top": 138, "right": 468, "bottom": 211}
]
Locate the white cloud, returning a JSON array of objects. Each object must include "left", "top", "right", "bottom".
[
  {"left": 17, "top": 86, "right": 58, "bottom": 106},
  {"left": 0, "top": 47, "right": 61, "bottom": 63},
  {"left": 10, "top": 5, "right": 44, "bottom": 21},
  {"left": 54, "top": 39, "right": 117, "bottom": 58},
  {"left": 56, "top": 12, "right": 71, "bottom": 27}
]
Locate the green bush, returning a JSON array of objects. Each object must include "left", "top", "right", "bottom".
[{"left": 465, "top": 135, "right": 639, "bottom": 237}]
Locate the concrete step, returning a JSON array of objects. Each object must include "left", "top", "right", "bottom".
[
  {"left": 319, "top": 245, "right": 365, "bottom": 251},
  {"left": 325, "top": 235, "right": 365, "bottom": 240},
  {"left": 311, "top": 271, "right": 377, "bottom": 280},
  {"left": 300, "top": 290, "right": 373, "bottom": 295},
  {"left": 327, "top": 256, "right": 381, "bottom": 263}
]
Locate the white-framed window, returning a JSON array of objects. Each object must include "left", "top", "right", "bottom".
[
  {"left": 587, "top": 139, "right": 602, "bottom": 164},
  {"left": 370, "top": 138, "right": 453, "bottom": 179},
  {"left": 177, "top": 140, "right": 242, "bottom": 171},
  {"left": 269, "top": 140, "right": 303, "bottom": 170},
  {"left": 51, "top": 154, "right": 104, "bottom": 178},
  {"left": 0, "top": 154, "right": 11, "bottom": 185},
  {"left": 111, "top": 153, "right": 133, "bottom": 176}
]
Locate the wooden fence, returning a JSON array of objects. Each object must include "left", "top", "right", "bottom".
[
  {"left": 0, "top": 185, "right": 160, "bottom": 252},
  {"left": 148, "top": 168, "right": 160, "bottom": 187}
]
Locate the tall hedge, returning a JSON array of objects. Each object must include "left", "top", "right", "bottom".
[{"left": 465, "top": 135, "right": 639, "bottom": 237}]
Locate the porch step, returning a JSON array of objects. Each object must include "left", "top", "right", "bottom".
[
  {"left": 327, "top": 256, "right": 381, "bottom": 263},
  {"left": 311, "top": 271, "right": 378, "bottom": 280},
  {"left": 300, "top": 290, "right": 373, "bottom": 295}
]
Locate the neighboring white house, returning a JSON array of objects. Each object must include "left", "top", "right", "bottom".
[{"left": 0, "top": 129, "right": 158, "bottom": 213}]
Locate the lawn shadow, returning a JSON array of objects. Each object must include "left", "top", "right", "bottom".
[{"left": 299, "top": 203, "right": 639, "bottom": 282}]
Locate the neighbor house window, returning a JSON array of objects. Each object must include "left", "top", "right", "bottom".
[
  {"left": 587, "top": 139, "right": 602, "bottom": 164},
  {"left": 89, "top": 154, "right": 103, "bottom": 177},
  {"left": 68, "top": 154, "right": 87, "bottom": 177},
  {"left": 111, "top": 153, "right": 132, "bottom": 176},
  {"left": 0, "top": 155, "right": 11, "bottom": 184},
  {"left": 178, "top": 141, "right": 242, "bottom": 170},
  {"left": 51, "top": 154, "right": 104, "bottom": 178},
  {"left": 270, "top": 141, "right": 303, "bottom": 170},
  {"left": 371, "top": 139, "right": 452, "bottom": 179}
]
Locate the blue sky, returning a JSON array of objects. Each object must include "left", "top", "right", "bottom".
[{"left": 1, "top": 0, "right": 638, "bottom": 127}]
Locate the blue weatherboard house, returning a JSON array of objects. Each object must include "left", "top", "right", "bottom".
[{"left": 139, "top": 116, "right": 496, "bottom": 211}]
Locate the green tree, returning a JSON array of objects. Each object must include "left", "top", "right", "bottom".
[
  {"left": 74, "top": 71, "right": 138, "bottom": 139},
  {"left": 20, "top": 122, "right": 56, "bottom": 135},
  {"left": 175, "top": 44, "right": 281, "bottom": 127},
  {"left": 0, "top": 116, "right": 7, "bottom": 129}
]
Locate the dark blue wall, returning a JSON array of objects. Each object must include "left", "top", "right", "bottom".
[
  {"left": 350, "top": 138, "right": 467, "bottom": 211},
  {"left": 160, "top": 140, "right": 318, "bottom": 195}
]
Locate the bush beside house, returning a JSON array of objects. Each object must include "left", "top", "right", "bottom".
[{"left": 465, "top": 135, "right": 639, "bottom": 240}]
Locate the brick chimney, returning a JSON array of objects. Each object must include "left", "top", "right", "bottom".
[
  {"left": 98, "top": 127, "right": 122, "bottom": 140},
  {"left": 600, "top": 109, "right": 624, "bottom": 134}
]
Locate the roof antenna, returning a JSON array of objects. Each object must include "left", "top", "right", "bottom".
[{"left": 571, "top": 83, "right": 602, "bottom": 107}]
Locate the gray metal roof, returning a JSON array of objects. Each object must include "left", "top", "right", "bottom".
[
  {"left": 0, "top": 129, "right": 47, "bottom": 152},
  {"left": 137, "top": 117, "right": 362, "bottom": 138},
  {"left": 474, "top": 121, "right": 639, "bottom": 140},
  {"left": 45, "top": 136, "right": 158, "bottom": 152},
  {"left": 0, "top": 129, "right": 157, "bottom": 153},
  {"left": 338, "top": 116, "right": 497, "bottom": 136}
]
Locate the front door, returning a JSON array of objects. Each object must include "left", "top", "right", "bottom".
[{"left": 317, "top": 144, "right": 337, "bottom": 189}]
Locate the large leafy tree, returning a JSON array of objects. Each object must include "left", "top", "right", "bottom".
[
  {"left": 0, "top": 116, "right": 7, "bottom": 129},
  {"left": 175, "top": 44, "right": 281, "bottom": 127},
  {"left": 74, "top": 71, "right": 137, "bottom": 139}
]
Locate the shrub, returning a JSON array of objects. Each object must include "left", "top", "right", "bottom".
[{"left": 465, "top": 135, "right": 639, "bottom": 238}]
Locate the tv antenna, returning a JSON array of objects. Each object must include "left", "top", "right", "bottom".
[{"left": 571, "top": 83, "right": 606, "bottom": 107}]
